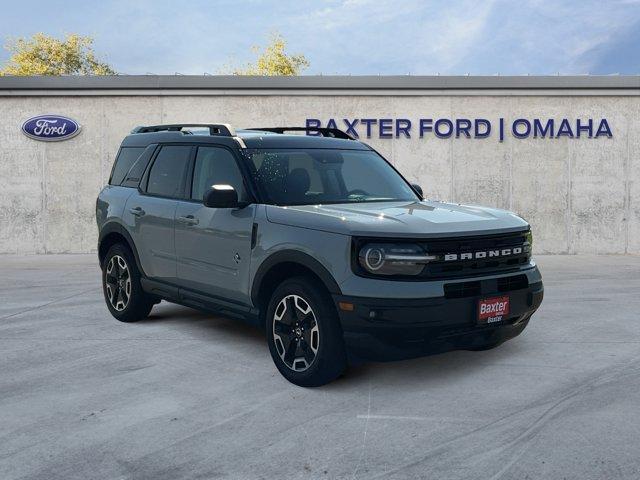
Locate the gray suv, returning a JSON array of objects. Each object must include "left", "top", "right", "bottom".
[{"left": 97, "top": 124, "right": 543, "bottom": 386}]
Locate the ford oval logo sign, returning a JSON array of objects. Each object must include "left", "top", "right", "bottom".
[{"left": 21, "top": 115, "right": 81, "bottom": 142}]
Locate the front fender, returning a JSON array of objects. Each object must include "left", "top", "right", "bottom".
[{"left": 251, "top": 249, "right": 342, "bottom": 306}]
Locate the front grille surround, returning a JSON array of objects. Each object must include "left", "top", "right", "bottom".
[{"left": 352, "top": 230, "right": 532, "bottom": 281}]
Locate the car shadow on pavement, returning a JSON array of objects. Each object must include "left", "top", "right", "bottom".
[
  {"left": 136, "top": 301, "right": 522, "bottom": 388},
  {"left": 141, "top": 301, "right": 266, "bottom": 341}
]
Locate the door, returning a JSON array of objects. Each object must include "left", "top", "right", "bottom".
[
  {"left": 125, "top": 145, "right": 192, "bottom": 283},
  {"left": 175, "top": 145, "right": 256, "bottom": 305}
]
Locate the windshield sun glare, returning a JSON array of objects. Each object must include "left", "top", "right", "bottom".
[{"left": 247, "top": 148, "right": 418, "bottom": 206}]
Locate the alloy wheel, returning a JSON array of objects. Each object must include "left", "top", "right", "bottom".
[
  {"left": 105, "top": 255, "right": 132, "bottom": 312},
  {"left": 272, "top": 294, "right": 320, "bottom": 372}
]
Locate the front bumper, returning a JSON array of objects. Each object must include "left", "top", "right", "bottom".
[{"left": 333, "top": 275, "right": 543, "bottom": 362}]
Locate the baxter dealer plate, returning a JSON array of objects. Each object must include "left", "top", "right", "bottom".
[{"left": 477, "top": 296, "right": 510, "bottom": 325}]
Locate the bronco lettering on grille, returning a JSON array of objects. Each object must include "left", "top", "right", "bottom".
[{"left": 444, "top": 246, "right": 524, "bottom": 262}]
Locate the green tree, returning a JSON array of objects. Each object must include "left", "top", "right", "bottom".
[
  {"left": 227, "top": 32, "right": 309, "bottom": 76},
  {"left": 0, "top": 33, "right": 115, "bottom": 76}
]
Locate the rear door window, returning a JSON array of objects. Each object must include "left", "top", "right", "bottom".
[
  {"left": 109, "top": 147, "right": 144, "bottom": 185},
  {"left": 146, "top": 146, "right": 192, "bottom": 198}
]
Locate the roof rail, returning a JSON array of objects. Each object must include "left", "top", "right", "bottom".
[
  {"left": 245, "top": 127, "right": 354, "bottom": 140},
  {"left": 131, "top": 123, "right": 236, "bottom": 136}
]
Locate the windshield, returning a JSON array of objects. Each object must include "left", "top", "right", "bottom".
[{"left": 246, "top": 149, "right": 419, "bottom": 205}]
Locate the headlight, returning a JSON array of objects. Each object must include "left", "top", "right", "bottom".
[
  {"left": 525, "top": 230, "right": 533, "bottom": 251},
  {"left": 358, "top": 243, "right": 435, "bottom": 276}
]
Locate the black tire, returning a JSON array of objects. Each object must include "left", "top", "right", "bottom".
[
  {"left": 101, "top": 243, "right": 154, "bottom": 322},
  {"left": 266, "top": 276, "right": 347, "bottom": 387}
]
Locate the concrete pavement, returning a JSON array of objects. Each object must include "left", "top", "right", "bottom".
[{"left": 1, "top": 254, "right": 639, "bottom": 479}]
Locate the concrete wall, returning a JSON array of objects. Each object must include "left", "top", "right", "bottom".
[{"left": 1, "top": 87, "right": 638, "bottom": 254}]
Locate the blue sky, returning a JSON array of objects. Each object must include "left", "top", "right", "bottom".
[{"left": 0, "top": 0, "right": 638, "bottom": 75}]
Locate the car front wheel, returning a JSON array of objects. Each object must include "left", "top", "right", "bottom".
[{"left": 266, "top": 277, "right": 347, "bottom": 387}]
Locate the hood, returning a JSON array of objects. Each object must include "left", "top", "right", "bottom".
[{"left": 265, "top": 201, "right": 529, "bottom": 238}]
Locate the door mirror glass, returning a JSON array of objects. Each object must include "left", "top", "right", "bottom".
[
  {"left": 411, "top": 183, "right": 423, "bottom": 198},
  {"left": 203, "top": 184, "right": 239, "bottom": 208}
]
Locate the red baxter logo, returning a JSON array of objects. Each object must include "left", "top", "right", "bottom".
[{"left": 478, "top": 296, "right": 510, "bottom": 323}]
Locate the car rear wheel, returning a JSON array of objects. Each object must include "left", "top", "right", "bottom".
[
  {"left": 266, "top": 277, "right": 347, "bottom": 387},
  {"left": 102, "top": 244, "right": 154, "bottom": 322}
]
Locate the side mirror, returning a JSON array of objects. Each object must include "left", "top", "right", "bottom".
[
  {"left": 203, "top": 184, "right": 240, "bottom": 208},
  {"left": 411, "top": 183, "right": 424, "bottom": 198}
]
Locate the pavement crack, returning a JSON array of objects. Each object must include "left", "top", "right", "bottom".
[
  {"left": 370, "top": 352, "right": 640, "bottom": 479},
  {"left": 0, "top": 287, "right": 99, "bottom": 320},
  {"left": 352, "top": 381, "right": 372, "bottom": 480}
]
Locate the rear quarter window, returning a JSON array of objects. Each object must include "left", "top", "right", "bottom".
[{"left": 109, "top": 147, "right": 145, "bottom": 185}]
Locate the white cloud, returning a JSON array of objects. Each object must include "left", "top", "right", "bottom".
[
  {"left": 412, "top": 1, "right": 497, "bottom": 72},
  {"left": 283, "top": 0, "right": 497, "bottom": 74},
  {"left": 1, "top": 0, "right": 638, "bottom": 74}
]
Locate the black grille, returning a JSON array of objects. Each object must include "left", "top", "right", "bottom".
[
  {"left": 419, "top": 231, "right": 531, "bottom": 279},
  {"left": 444, "top": 281, "right": 481, "bottom": 298},
  {"left": 443, "top": 274, "right": 530, "bottom": 299},
  {"left": 497, "top": 274, "right": 529, "bottom": 292}
]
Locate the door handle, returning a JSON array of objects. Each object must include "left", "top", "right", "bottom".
[
  {"left": 177, "top": 215, "right": 199, "bottom": 226},
  {"left": 129, "top": 206, "right": 145, "bottom": 217}
]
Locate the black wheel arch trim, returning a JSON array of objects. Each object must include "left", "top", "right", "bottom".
[
  {"left": 98, "top": 221, "right": 146, "bottom": 276},
  {"left": 251, "top": 250, "right": 342, "bottom": 306}
]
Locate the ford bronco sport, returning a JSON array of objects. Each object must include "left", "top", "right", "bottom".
[{"left": 96, "top": 124, "right": 543, "bottom": 386}]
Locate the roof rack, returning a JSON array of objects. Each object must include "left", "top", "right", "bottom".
[
  {"left": 131, "top": 123, "right": 236, "bottom": 136},
  {"left": 245, "top": 127, "right": 354, "bottom": 140}
]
